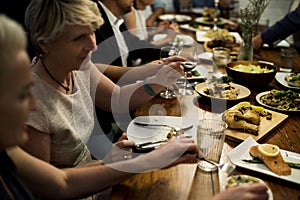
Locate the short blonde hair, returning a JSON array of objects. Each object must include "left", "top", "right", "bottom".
[
  {"left": 0, "top": 14, "right": 27, "bottom": 83},
  {"left": 25, "top": 0, "right": 104, "bottom": 55}
]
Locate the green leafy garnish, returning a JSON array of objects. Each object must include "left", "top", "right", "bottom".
[
  {"left": 191, "top": 70, "right": 201, "bottom": 77},
  {"left": 209, "top": 76, "right": 233, "bottom": 84},
  {"left": 242, "top": 159, "right": 300, "bottom": 169}
]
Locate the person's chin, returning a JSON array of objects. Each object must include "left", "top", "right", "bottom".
[{"left": 18, "top": 125, "right": 29, "bottom": 144}]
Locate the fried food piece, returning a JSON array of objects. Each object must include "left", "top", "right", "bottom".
[
  {"left": 234, "top": 109, "right": 260, "bottom": 125},
  {"left": 249, "top": 145, "right": 291, "bottom": 175},
  {"left": 223, "top": 110, "right": 259, "bottom": 135}
]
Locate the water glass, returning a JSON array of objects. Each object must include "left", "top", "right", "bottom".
[
  {"left": 279, "top": 47, "right": 296, "bottom": 72},
  {"left": 212, "top": 47, "right": 230, "bottom": 78},
  {"left": 196, "top": 119, "right": 228, "bottom": 172}
]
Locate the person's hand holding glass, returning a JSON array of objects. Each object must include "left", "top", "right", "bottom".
[
  {"left": 178, "top": 45, "right": 199, "bottom": 95},
  {"left": 159, "top": 46, "right": 181, "bottom": 99}
]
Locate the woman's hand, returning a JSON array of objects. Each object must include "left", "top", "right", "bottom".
[
  {"left": 148, "top": 56, "right": 186, "bottom": 89},
  {"left": 102, "top": 133, "right": 135, "bottom": 164},
  {"left": 138, "top": 135, "right": 200, "bottom": 170},
  {"left": 212, "top": 183, "right": 269, "bottom": 200}
]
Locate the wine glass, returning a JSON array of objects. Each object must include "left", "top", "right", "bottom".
[
  {"left": 159, "top": 46, "right": 178, "bottom": 99},
  {"left": 178, "top": 45, "right": 198, "bottom": 95}
]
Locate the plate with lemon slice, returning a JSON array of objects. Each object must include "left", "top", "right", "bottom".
[
  {"left": 223, "top": 102, "right": 288, "bottom": 143},
  {"left": 228, "top": 137, "right": 300, "bottom": 184}
]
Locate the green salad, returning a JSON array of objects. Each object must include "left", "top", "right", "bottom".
[{"left": 233, "top": 64, "right": 274, "bottom": 73}]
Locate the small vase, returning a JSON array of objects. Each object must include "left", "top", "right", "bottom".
[{"left": 238, "top": 32, "right": 253, "bottom": 61}]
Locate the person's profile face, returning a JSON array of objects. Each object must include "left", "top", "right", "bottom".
[
  {"left": 0, "top": 50, "right": 35, "bottom": 149},
  {"left": 44, "top": 24, "right": 97, "bottom": 71}
]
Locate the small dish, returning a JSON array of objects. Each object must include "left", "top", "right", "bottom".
[
  {"left": 158, "top": 14, "right": 192, "bottom": 23},
  {"left": 222, "top": 175, "right": 273, "bottom": 200},
  {"left": 194, "top": 82, "right": 251, "bottom": 102},
  {"left": 186, "top": 65, "right": 209, "bottom": 81}
]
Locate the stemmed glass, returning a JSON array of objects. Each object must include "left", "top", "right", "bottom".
[
  {"left": 213, "top": 0, "right": 219, "bottom": 31},
  {"left": 159, "top": 45, "right": 181, "bottom": 99},
  {"left": 178, "top": 45, "right": 198, "bottom": 95}
]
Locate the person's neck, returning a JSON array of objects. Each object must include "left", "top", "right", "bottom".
[
  {"left": 135, "top": 0, "right": 146, "bottom": 10},
  {"left": 100, "top": 0, "right": 122, "bottom": 18}
]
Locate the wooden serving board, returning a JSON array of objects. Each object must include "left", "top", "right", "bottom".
[{"left": 224, "top": 109, "right": 288, "bottom": 143}]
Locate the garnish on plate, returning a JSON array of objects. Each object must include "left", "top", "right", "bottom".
[
  {"left": 242, "top": 158, "right": 300, "bottom": 169},
  {"left": 285, "top": 73, "right": 300, "bottom": 87}
]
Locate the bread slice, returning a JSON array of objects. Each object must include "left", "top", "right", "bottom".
[{"left": 249, "top": 145, "right": 291, "bottom": 175}]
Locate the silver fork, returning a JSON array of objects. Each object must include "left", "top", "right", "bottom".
[{"left": 133, "top": 121, "right": 193, "bottom": 132}]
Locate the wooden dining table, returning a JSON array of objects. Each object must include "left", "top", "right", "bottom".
[{"left": 110, "top": 27, "right": 300, "bottom": 200}]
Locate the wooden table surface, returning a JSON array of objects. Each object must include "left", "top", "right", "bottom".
[{"left": 110, "top": 30, "right": 300, "bottom": 200}]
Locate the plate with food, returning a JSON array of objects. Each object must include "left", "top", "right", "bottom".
[
  {"left": 186, "top": 64, "right": 209, "bottom": 81},
  {"left": 275, "top": 72, "right": 300, "bottom": 90},
  {"left": 196, "top": 29, "right": 242, "bottom": 43},
  {"left": 179, "top": 24, "right": 211, "bottom": 32},
  {"left": 221, "top": 175, "right": 273, "bottom": 200},
  {"left": 127, "top": 116, "right": 197, "bottom": 145},
  {"left": 153, "top": 33, "right": 194, "bottom": 46},
  {"left": 256, "top": 89, "right": 300, "bottom": 113},
  {"left": 158, "top": 14, "right": 192, "bottom": 23},
  {"left": 194, "top": 17, "right": 226, "bottom": 26},
  {"left": 194, "top": 77, "right": 251, "bottom": 102},
  {"left": 223, "top": 101, "right": 288, "bottom": 142},
  {"left": 228, "top": 137, "right": 300, "bottom": 184}
]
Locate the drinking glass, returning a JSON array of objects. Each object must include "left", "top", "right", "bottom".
[
  {"left": 178, "top": 46, "right": 198, "bottom": 95},
  {"left": 212, "top": 47, "right": 230, "bottom": 78},
  {"left": 160, "top": 46, "right": 178, "bottom": 99},
  {"left": 196, "top": 119, "right": 228, "bottom": 172}
]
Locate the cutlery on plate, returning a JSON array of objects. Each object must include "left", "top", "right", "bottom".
[
  {"left": 132, "top": 140, "right": 167, "bottom": 153},
  {"left": 133, "top": 121, "right": 193, "bottom": 132}
]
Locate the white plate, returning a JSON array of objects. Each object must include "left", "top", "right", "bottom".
[
  {"left": 191, "top": 7, "right": 204, "bottom": 14},
  {"left": 228, "top": 137, "right": 300, "bottom": 185},
  {"left": 127, "top": 116, "right": 197, "bottom": 144},
  {"left": 186, "top": 65, "right": 209, "bottom": 80},
  {"left": 158, "top": 14, "right": 192, "bottom": 22},
  {"left": 194, "top": 82, "right": 251, "bottom": 101},
  {"left": 153, "top": 33, "right": 195, "bottom": 46},
  {"left": 222, "top": 175, "right": 273, "bottom": 200},
  {"left": 256, "top": 91, "right": 300, "bottom": 113},
  {"left": 196, "top": 31, "right": 243, "bottom": 43},
  {"left": 195, "top": 17, "right": 227, "bottom": 25},
  {"left": 275, "top": 72, "right": 300, "bottom": 90},
  {"left": 179, "top": 24, "right": 211, "bottom": 32}
]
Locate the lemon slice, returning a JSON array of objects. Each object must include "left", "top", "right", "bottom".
[
  {"left": 258, "top": 144, "right": 280, "bottom": 157},
  {"left": 235, "top": 101, "right": 251, "bottom": 110},
  {"left": 251, "top": 105, "right": 264, "bottom": 113}
]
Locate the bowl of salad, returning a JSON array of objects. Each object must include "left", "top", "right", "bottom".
[{"left": 226, "top": 61, "right": 277, "bottom": 88}]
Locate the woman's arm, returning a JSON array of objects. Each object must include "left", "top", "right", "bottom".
[
  {"left": 7, "top": 136, "right": 199, "bottom": 199},
  {"left": 94, "top": 56, "right": 185, "bottom": 113},
  {"left": 94, "top": 62, "right": 161, "bottom": 84},
  {"left": 20, "top": 126, "right": 51, "bottom": 162}
]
